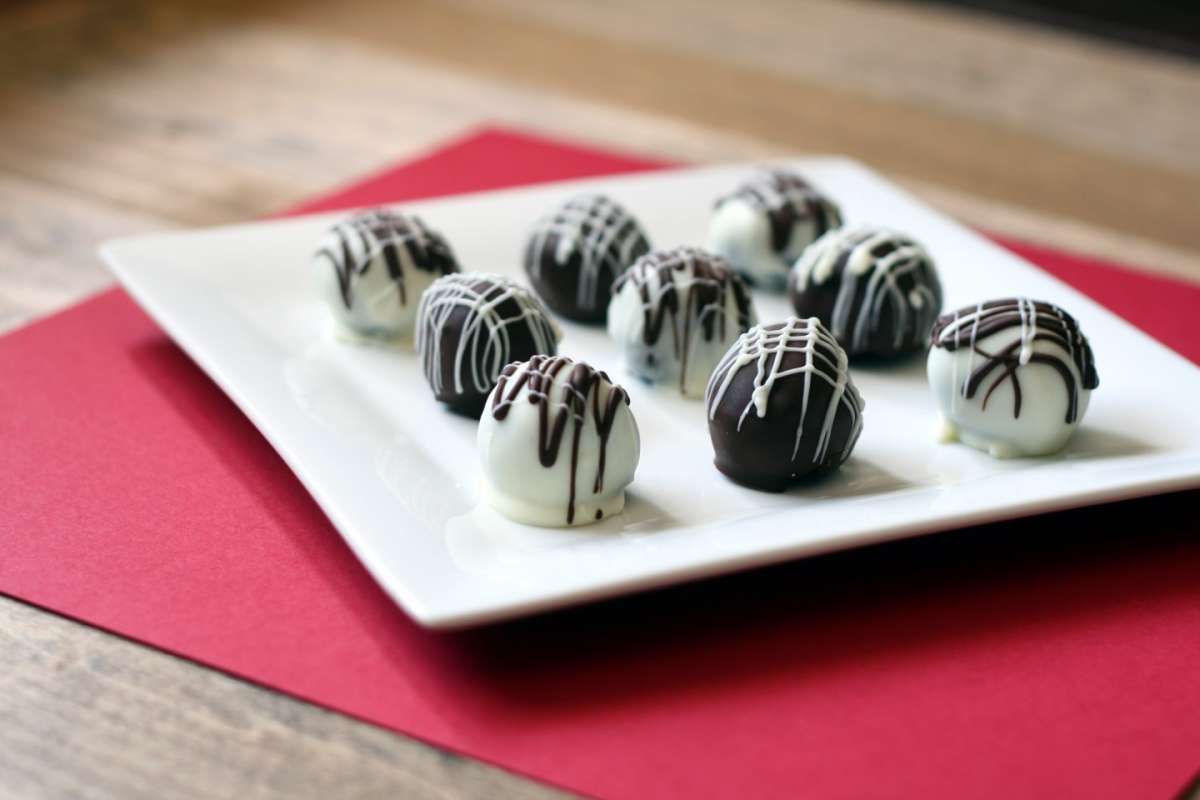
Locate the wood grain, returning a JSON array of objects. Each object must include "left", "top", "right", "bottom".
[
  {"left": 0, "top": 595, "right": 569, "bottom": 800},
  {"left": 1, "top": 0, "right": 1198, "bottom": 797}
]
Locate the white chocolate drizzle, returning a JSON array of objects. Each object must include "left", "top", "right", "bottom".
[
  {"left": 705, "top": 317, "right": 864, "bottom": 465},
  {"left": 525, "top": 194, "right": 650, "bottom": 312},
  {"left": 416, "top": 274, "right": 559, "bottom": 397},
  {"left": 792, "top": 226, "right": 941, "bottom": 354}
]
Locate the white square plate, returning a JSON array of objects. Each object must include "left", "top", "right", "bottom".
[{"left": 103, "top": 160, "right": 1200, "bottom": 628}]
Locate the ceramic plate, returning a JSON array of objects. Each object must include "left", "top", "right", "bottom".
[{"left": 102, "top": 160, "right": 1200, "bottom": 628}]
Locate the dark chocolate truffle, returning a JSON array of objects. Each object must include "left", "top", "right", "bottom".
[
  {"left": 928, "top": 298, "right": 1099, "bottom": 457},
  {"left": 314, "top": 207, "right": 459, "bottom": 338},
  {"left": 789, "top": 226, "right": 942, "bottom": 359},
  {"left": 523, "top": 194, "right": 651, "bottom": 323},
  {"left": 415, "top": 273, "right": 560, "bottom": 416},
  {"left": 705, "top": 317, "right": 865, "bottom": 491},
  {"left": 707, "top": 169, "right": 842, "bottom": 291},
  {"left": 607, "top": 246, "right": 756, "bottom": 397}
]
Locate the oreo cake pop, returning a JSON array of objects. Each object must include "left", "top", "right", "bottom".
[
  {"left": 415, "top": 273, "right": 561, "bottom": 416},
  {"left": 523, "top": 194, "right": 651, "bottom": 323},
  {"left": 478, "top": 355, "right": 639, "bottom": 526},
  {"left": 928, "top": 298, "right": 1099, "bottom": 458},
  {"left": 789, "top": 226, "right": 943, "bottom": 358},
  {"left": 707, "top": 169, "right": 842, "bottom": 291},
  {"left": 315, "top": 208, "right": 459, "bottom": 338},
  {"left": 607, "top": 246, "right": 756, "bottom": 398},
  {"left": 706, "top": 318, "right": 864, "bottom": 491}
]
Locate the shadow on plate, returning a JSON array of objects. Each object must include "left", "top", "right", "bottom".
[
  {"left": 788, "top": 457, "right": 921, "bottom": 500},
  {"left": 399, "top": 487, "right": 1200, "bottom": 723}
]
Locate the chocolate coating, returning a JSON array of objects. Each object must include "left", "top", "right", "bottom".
[
  {"left": 607, "top": 246, "right": 756, "bottom": 397},
  {"left": 707, "top": 169, "right": 842, "bottom": 291},
  {"left": 927, "top": 298, "right": 1099, "bottom": 458},
  {"left": 480, "top": 355, "right": 639, "bottom": 527},
  {"left": 523, "top": 194, "right": 651, "bottom": 323},
  {"left": 706, "top": 318, "right": 865, "bottom": 491},
  {"left": 415, "top": 273, "right": 560, "bottom": 416},
  {"left": 314, "top": 207, "right": 459, "bottom": 337},
  {"left": 789, "top": 226, "right": 942, "bottom": 359}
]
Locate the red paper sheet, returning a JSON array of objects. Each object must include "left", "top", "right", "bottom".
[{"left": 3, "top": 127, "right": 1199, "bottom": 800}]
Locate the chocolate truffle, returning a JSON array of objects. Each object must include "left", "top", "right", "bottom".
[
  {"left": 607, "top": 246, "right": 756, "bottom": 398},
  {"left": 927, "top": 298, "right": 1099, "bottom": 458},
  {"left": 478, "top": 355, "right": 640, "bottom": 527},
  {"left": 314, "top": 208, "right": 459, "bottom": 339},
  {"left": 789, "top": 225, "right": 942, "bottom": 358},
  {"left": 707, "top": 169, "right": 842, "bottom": 291},
  {"left": 523, "top": 194, "right": 651, "bottom": 323},
  {"left": 706, "top": 318, "right": 865, "bottom": 491},
  {"left": 415, "top": 273, "right": 561, "bottom": 416}
]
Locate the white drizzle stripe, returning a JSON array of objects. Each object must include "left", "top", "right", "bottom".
[
  {"left": 793, "top": 226, "right": 941, "bottom": 353},
  {"left": 934, "top": 300, "right": 1091, "bottom": 370},
  {"left": 526, "top": 194, "right": 649, "bottom": 311},
  {"left": 416, "top": 274, "right": 560, "bottom": 396},
  {"left": 706, "top": 318, "right": 865, "bottom": 466}
]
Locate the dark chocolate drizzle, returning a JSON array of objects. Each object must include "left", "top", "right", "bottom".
[
  {"left": 491, "top": 355, "right": 630, "bottom": 525},
  {"left": 716, "top": 169, "right": 842, "bottom": 254},
  {"left": 612, "top": 246, "right": 755, "bottom": 392},
  {"left": 316, "top": 208, "right": 458, "bottom": 309},
  {"left": 931, "top": 298, "right": 1099, "bottom": 424}
]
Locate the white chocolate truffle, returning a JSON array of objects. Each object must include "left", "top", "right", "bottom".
[
  {"left": 928, "top": 298, "right": 1099, "bottom": 458},
  {"left": 607, "top": 246, "right": 756, "bottom": 398},
  {"left": 789, "top": 225, "right": 942, "bottom": 358},
  {"left": 314, "top": 208, "right": 459, "bottom": 338},
  {"left": 706, "top": 169, "right": 842, "bottom": 291},
  {"left": 478, "top": 356, "right": 640, "bottom": 527}
]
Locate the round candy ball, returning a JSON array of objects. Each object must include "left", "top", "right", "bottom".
[
  {"left": 415, "top": 273, "right": 561, "bottom": 416},
  {"left": 478, "top": 355, "right": 640, "bottom": 527},
  {"left": 789, "top": 225, "right": 943, "bottom": 358},
  {"left": 607, "top": 246, "right": 756, "bottom": 398},
  {"left": 706, "top": 169, "right": 842, "bottom": 291},
  {"left": 928, "top": 298, "right": 1099, "bottom": 458},
  {"left": 523, "top": 194, "right": 651, "bottom": 323},
  {"left": 706, "top": 318, "right": 865, "bottom": 491},
  {"left": 314, "top": 208, "right": 459, "bottom": 339}
]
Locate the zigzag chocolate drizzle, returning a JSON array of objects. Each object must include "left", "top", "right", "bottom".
[
  {"left": 612, "top": 246, "right": 755, "bottom": 393},
  {"left": 716, "top": 169, "right": 842, "bottom": 254},
  {"left": 930, "top": 298, "right": 1099, "bottom": 423},
  {"left": 491, "top": 356, "right": 630, "bottom": 525},
  {"left": 315, "top": 208, "right": 457, "bottom": 308}
]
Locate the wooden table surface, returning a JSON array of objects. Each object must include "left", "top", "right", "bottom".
[{"left": 2, "top": 1, "right": 1198, "bottom": 797}]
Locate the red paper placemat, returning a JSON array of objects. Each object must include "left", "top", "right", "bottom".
[{"left": 3, "top": 127, "right": 1199, "bottom": 799}]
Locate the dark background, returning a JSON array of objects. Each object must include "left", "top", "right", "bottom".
[{"left": 920, "top": 0, "right": 1200, "bottom": 58}]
